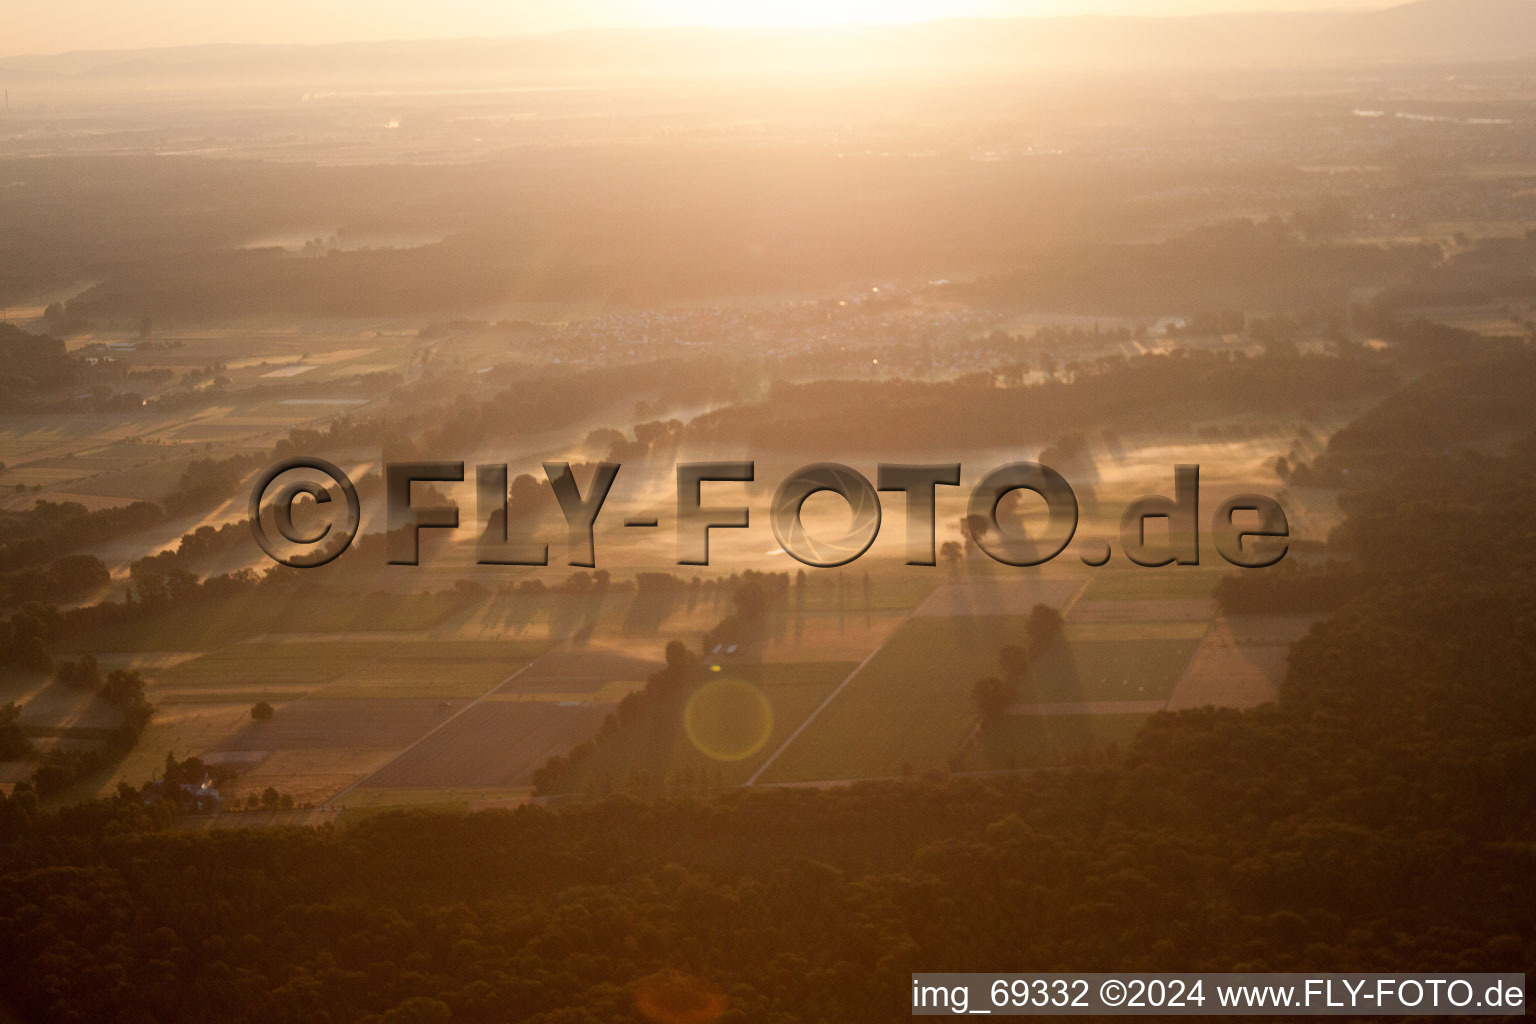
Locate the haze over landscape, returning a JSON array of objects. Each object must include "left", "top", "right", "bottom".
[
  {"left": 0, "top": 1, "right": 1532, "bottom": 1021},
  {"left": 5, "top": 0, "right": 1411, "bottom": 56}
]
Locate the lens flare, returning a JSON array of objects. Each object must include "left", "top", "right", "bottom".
[
  {"left": 634, "top": 970, "right": 728, "bottom": 1024},
  {"left": 683, "top": 678, "right": 774, "bottom": 762}
]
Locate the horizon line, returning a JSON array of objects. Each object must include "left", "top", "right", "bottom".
[{"left": 0, "top": 1, "right": 1414, "bottom": 66}]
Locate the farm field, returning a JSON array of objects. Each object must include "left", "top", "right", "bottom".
[
  {"left": 149, "top": 639, "right": 402, "bottom": 703},
  {"left": 1066, "top": 597, "right": 1213, "bottom": 623},
  {"left": 24, "top": 559, "right": 1260, "bottom": 807},
  {"left": 494, "top": 647, "right": 660, "bottom": 697},
  {"left": 357, "top": 701, "right": 613, "bottom": 790},
  {"left": 428, "top": 585, "right": 748, "bottom": 647},
  {"left": 0, "top": 415, "right": 155, "bottom": 479},
  {"left": 0, "top": 321, "right": 1351, "bottom": 813},
  {"left": 315, "top": 639, "right": 549, "bottom": 698},
  {"left": 173, "top": 640, "right": 554, "bottom": 799},
  {"left": 911, "top": 574, "right": 1083, "bottom": 617},
  {"left": 1078, "top": 566, "right": 1224, "bottom": 602},
  {"left": 1167, "top": 613, "right": 1321, "bottom": 710},
  {"left": 12, "top": 503, "right": 1306, "bottom": 810},
  {"left": 754, "top": 610, "right": 909, "bottom": 663},
  {"left": 28, "top": 631, "right": 551, "bottom": 803},
  {"left": 539, "top": 659, "right": 857, "bottom": 795},
  {"left": 58, "top": 589, "right": 477, "bottom": 652},
  {"left": 60, "top": 701, "right": 252, "bottom": 802},
  {"left": 339, "top": 642, "right": 662, "bottom": 798},
  {"left": 220, "top": 749, "right": 393, "bottom": 807},
  {"left": 14, "top": 680, "right": 125, "bottom": 731},
  {"left": 755, "top": 612, "right": 1053, "bottom": 784},
  {"left": 248, "top": 591, "right": 480, "bottom": 635},
  {"left": 752, "top": 569, "right": 1224, "bottom": 784},
  {"left": 781, "top": 572, "right": 937, "bottom": 614},
  {"left": 427, "top": 575, "right": 927, "bottom": 663},
  {"left": 0, "top": 669, "right": 65, "bottom": 718},
  {"left": 1036, "top": 620, "right": 1208, "bottom": 702},
  {"left": 210, "top": 698, "right": 460, "bottom": 751}
]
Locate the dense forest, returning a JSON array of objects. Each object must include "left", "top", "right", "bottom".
[{"left": 0, "top": 360, "right": 1532, "bottom": 1022}]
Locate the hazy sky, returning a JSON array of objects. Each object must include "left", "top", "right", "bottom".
[{"left": 9, "top": 0, "right": 1395, "bottom": 59}]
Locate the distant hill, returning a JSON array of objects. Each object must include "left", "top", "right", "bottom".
[{"left": 2, "top": 0, "right": 1535, "bottom": 87}]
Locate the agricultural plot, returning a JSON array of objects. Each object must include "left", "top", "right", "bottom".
[
  {"left": 189, "top": 643, "right": 552, "bottom": 800},
  {"left": 495, "top": 647, "right": 659, "bottom": 697},
  {"left": 1067, "top": 598, "right": 1214, "bottom": 623},
  {"left": 16, "top": 681, "right": 125, "bottom": 731},
  {"left": 150, "top": 640, "right": 400, "bottom": 703},
  {"left": 756, "top": 615, "right": 1043, "bottom": 784},
  {"left": 316, "top": 639, "right": 548, "bottom": 698},
  {"left": 784, "top": 572, "right": 937, "bottom": 614},
  {"left": 756, "top": 610, "right": 908, "bottom": 663},
  {"left": 156, "top": 419, "right": 277, "bottom": 445},
  {"left": 1079, "top": 567, "right": 1222, "bottom": 602},
  {"left": 23, "top": 734, "right": 111, "bottom": 756},
  {"left": 50, "top": 450, "right": 211, "bottom": 504},
  {"left": 433, "top": 588, "right": 691, "bottom": 645},
  {"left": 8, "top": 491, "right": 141, "bottom": 512},
  {"left": 0, "top": 466, "right": 92, "bottom": 491},
  {"left": 437, "top": 578, "right": 925, "bottom": 664},
  {"left": 1167, "top": 614, "right": 1321, "bottom": 710},
  {"left": 912, "top": 576, "right": 1083, "bottom": 618},
  {"left": 67, "top": 701, "right": 252, "bottom": 801},
  {"left": 757, "top": 588, "right": 1207, "bottom": 784},
  {"left": 1021, "top": 621, "right": 1207, "bottom": 705},
  {"left": 0, "top": 669, "right": 55, "bottom": 711},
  {"left": 61, "top": 595, "right": 290, "bottom": 653},
  {"left": 341, "top": 643, "right": 658, "bottom": 796},
  {"left": 48, "top": 631, "right": 548, "bottom": 801},
  {"left": 63, "top": 590, "right": 474, "bottom": 653},
  {"left": 210, "top": 698, "right": 455, "bottom": 751},
  {"left": 265, "top": 591, "right": 479, "bottom": 635},
  {"left": 537, "top": 660, "right": 857, "bottom": 794},
  {"left": 357, "top": 701, "right": 613, "bottom": 790},
  {"left": 91, "top": 651, "right": 203, "bottom": 674},
  {"left": 171, "top": 640, "right": 554, "bottom": 799},
  {"left": 0, "top": 414, "right": 127, "bottom": 467}
]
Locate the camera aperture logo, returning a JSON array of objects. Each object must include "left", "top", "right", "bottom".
[{"left": 249, "top": 458, "right": 1289, "bottom": 571}]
